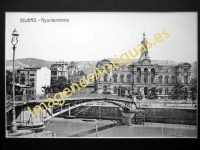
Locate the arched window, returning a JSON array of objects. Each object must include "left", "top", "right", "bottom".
[
  {"left": 144, "top": 68, "right": 148, "bottom": 84},
  {"left": 158, "top": 76, "right": 163, "bottom": 84},
  {"left": 113, "top": 74, "right": 118, "bottom": 83},
  {"left": 137, "top": 75, "right": 141, "bottom": 83},
  {"left": 151, "top": 68, "right": 155, "bottom": 83},
  {"left": 165, "top": 76, "right": 169, "bottom": 84},
  {"left": 144, "top": 76, "right": 147, "bottom": 83},
  {"left": 104, "top": 74, "right": 107, "bottom": 82},
  {"left": 166, "top": 68, "right": 168, "bottom": 72},
  {"left": 151, "top": 75, "right": 154, "bottom": 83},
  {"left": 127, "top": 87, "right": 131, "bottom": 94},
  {"left": 120, "top": 74, "right": 124, "bottom": 83},
  {"left": 137, "top": 68, "right": 141, "bottom": 83},
  {"left": 127, "top": 74, "right": 131, "bottom": 83},
  {"left": 171, "top": 76, "right": 175, "bottom": 84}
]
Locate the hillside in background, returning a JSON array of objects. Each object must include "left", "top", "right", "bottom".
[
  {"left": 6, "top": 58, "right": 198, "bottom": 79},
  {"left": 6, "top": 58, "right": 97, "bottom": 74},
  {"left": 6, "top": 58, "right": 53, "bottom": 70}
]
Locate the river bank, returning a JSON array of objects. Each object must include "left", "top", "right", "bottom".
[
  {"left": 85, "top": 122, "right": 197, "bottom": 137},
  {"left": 44, "top": 117, "right": 118, "bottom": 137}
]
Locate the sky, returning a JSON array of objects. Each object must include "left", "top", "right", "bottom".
[{"left": 6, "top": 12, "right": 197, "bottom": 63}]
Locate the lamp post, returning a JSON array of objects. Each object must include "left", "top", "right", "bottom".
[
  {"left": 11, "top": 29, "right": 19, "bottom": 133},
  {"left": 95, "top": 119, "right": 98, "bottom": 137}
]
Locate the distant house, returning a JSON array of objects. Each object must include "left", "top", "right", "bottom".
[
  {"left": 50, "top": 61, "right": 85, "bottom": 92},
  {"left": 17, "top": 67, "right": 51, "bottom": 94}
]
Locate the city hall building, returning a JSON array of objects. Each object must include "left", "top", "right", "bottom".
[{"left": 95, "top": 33, "right": 191, "bottom": 99}]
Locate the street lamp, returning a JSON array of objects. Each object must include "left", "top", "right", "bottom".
[{"left": 11, "top": 29, "right": 19, "bottom": 133}]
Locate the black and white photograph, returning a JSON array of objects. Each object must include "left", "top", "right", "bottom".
[{"left": 5, "top": 12, "right": 197, "bottom": 138}]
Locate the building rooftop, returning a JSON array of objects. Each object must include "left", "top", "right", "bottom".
[
  {"left": 17, "top": 67, "right": 41, "bottom": 71},
  {"left": 133, "top": 60, "right": 179, "bottom": 66},
  {"left": 51, "top": 61, "right": 68, "bottom": 65},
  {"left": 105, "top": 58, "right": 180, "bottom": 66}
]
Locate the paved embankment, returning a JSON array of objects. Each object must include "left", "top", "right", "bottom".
[{"left": 85, "top": 122, "right": 197, "bottom": 137}]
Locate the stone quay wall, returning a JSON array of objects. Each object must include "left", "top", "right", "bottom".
[
  {"left": 139, "top": 107, "right": 197, "bottom": 125},
  {"left": 69, "top": 106, "right": 196, "bottom": 125}
]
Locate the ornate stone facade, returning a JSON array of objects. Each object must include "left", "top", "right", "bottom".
[{"left": 95, "top": 34, "right": 191, "bottom": 99}]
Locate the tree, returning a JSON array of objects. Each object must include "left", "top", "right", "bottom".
[
  {"left": 183, "top": 87, "right": 189, "bottom": 101},
  {"left": 171, "top": 83, "right": 185, "bottom": 100},
  {"left": 171, "top": 83, "right": 185, "bottom": 106},
  {"left": 6, "top": 70, "right": 20, "bottom": 84},
  {"left": 69, "top": 61, "right": 75, "bottom": 68},
  {"left": 189, "top": 77, "right": 197, "bottom": 102},
  {"left": 117, "top": 86, "right": 126, "bottom": 96},
  {"left": 147, "top": 87, "right": 158, "bottom": 106},
  {"left": 121, "top": 87, "right": 126, "bottom": 96},
  {"left": 41, "top": 86, "right": 51, "bottom": 94},
  {"left": 57, "top": 76, "right": 67, "bottom": 91},
  {"left": 147, "top": 87, "right": 158, "bottom": 100}
]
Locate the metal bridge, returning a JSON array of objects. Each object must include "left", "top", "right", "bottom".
[{"left": 6, "top": 93, "right": 137, "bottom": 127}]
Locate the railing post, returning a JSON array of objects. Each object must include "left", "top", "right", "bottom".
[{"left": 95, "top": 121, "right": 98, "bottom": 137}]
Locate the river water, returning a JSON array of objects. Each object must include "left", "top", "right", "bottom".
[{"left": 44, "top": 117, "right": 117, "bottom": 137}]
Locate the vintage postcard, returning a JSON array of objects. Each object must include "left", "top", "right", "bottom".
[{"left": 5, "top": 12, "right": 197, "bottom": 138}]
